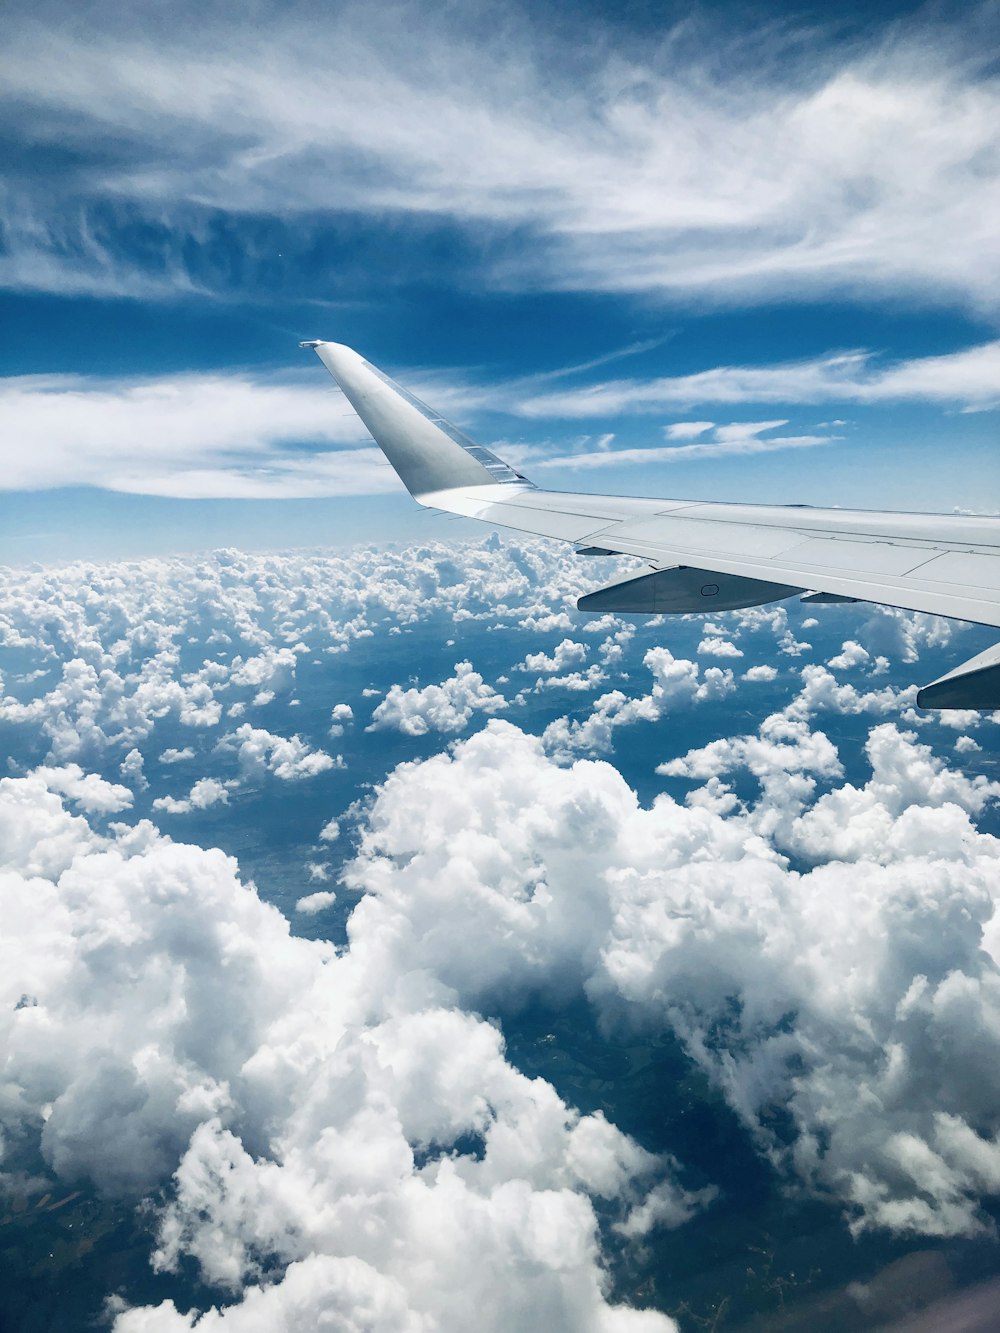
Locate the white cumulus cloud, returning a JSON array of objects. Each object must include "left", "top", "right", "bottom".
[
  {"left": 543, "top": 646, "right": 735, "bottom": 757},
  {"left": 29, "top": 762, "right": 134, "bottom": 815},
  {"left": 0, "top": 773, "right": 690, "bottom": 1332},
  {"left": 224, "top": 723, "right": 339, "bottom": 781},
  {"left": 339, "top": 717, "right": 1000, "bottom": 1240},
  {"left": 368, "top": 661, "right": 508, "bottom": 736},
  {"left": 152, "top": 777, "right": 230, "bottom": 815}
]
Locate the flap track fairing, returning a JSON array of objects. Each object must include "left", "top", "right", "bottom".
[
  {"left": 916, "top": 641, "right": 1000, "bottom": 709},
  {"left": 577, "top": 566, "right": 801, "bottom": 615}
]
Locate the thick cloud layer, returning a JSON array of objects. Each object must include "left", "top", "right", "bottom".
[
  {"left": 0, "top": 770, "right": 698, "bottom": 1331},
  {"left": 341, "top": 718, "right": 1000, "bottom": 1238},
  {"left": 2, "top": 537, "right": 997, "bottom": 1327}
]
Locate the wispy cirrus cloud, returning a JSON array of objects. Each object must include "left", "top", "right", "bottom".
[
  {"left": 2, "top": 333, "right": 997, "bottom": 498},
  {"left": 527, "top": 421, "right": 835, "bottom": 471},
  {"left": 512, "top": 340, "right": 1000, "bottom": 417},
  {"left": 1, "top": 3, "right": 999, "bottom": 308},
  {"left": 0, "top": 370, "right": 390, "bottom": 499}
]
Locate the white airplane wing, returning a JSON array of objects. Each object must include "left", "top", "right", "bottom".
[{"left": 303, "top": 340, "right": 1000, "bottom": 709}]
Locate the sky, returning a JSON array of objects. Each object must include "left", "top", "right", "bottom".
[
  {"left": 1, "top": 0, "right": 998, "bottom": 561},
  {"left": 3, "top": 2, "right": 1000, "bottom": 1332}
]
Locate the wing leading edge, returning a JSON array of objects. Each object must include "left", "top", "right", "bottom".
[{"left": 303, "top": 340, "right": 1000, "bottom": 708}]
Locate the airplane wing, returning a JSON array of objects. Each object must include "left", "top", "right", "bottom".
[{"left": 302, "top": 340, "right": 1000, "bottom": 709}]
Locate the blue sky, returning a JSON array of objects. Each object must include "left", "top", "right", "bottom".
[{"left": 2, "top": 0, "right": 998, "bottom": 561}]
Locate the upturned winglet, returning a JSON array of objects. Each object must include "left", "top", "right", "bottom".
[{"left": 304, "top": 340, "right": 530, "bottom": 498}]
